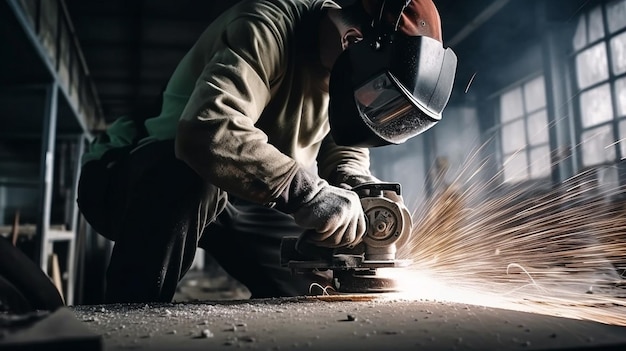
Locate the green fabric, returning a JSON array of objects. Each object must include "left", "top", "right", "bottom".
[
  {"left": 141, "top": 91, "right": 190, "bottom": 143},
  {"left": 81, "top": 116, "right": 138, "bottom": 165}
]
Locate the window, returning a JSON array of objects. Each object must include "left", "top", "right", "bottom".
[
  {"left": 499, "top": 76, "right": 551, "bottom": 183},
  {"left": 573, "top": 0, "right": 626, "bottom": 167}
]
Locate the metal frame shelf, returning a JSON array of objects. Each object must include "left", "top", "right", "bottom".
[{"left": 1, "top": 0, "right": 104, "bottom": 305}]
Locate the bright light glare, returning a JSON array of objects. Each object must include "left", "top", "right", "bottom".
[
  {"left": 375, "top": 267, "right": 626, "bottom": 326},
  {"left": 377, "top": 268, "right": 529, "bottom": 311}
]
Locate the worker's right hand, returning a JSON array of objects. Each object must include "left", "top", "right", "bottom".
[
  {"left": 274, "top": 168, "right": 366, "bottom": 248},
  {"left": 292, "top": 182, "right": 366, "bottom": 248}
]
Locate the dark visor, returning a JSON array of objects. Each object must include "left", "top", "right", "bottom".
[{"left": 354, "top": 72, "right": 436, "bottom": 143}]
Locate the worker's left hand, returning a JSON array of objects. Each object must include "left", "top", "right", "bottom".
[
  {"left": 274, "top": 168, "right": 366, "bottom": 248},
  {"left": 292, "top": 182, "right": 366, "bottom": 248}
]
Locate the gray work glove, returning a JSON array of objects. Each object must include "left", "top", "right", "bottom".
[{"left": 274, "top": 168, "right": 366, "bottom": 248}]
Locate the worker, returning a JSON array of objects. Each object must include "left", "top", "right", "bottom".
[{"left": 77, "top": 0, "right": 456, "bottom": 303}]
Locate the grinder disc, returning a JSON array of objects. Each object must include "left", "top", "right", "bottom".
[{"left": 333, "top": 269, "right": 399, "bottom": 293}]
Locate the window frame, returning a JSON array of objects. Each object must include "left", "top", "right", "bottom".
[
  {"left": 494, "top": 73, "right": 552, "bottom": 184},
  {"left": 571, "top": 1, "right": 626, "bottom": 168}
]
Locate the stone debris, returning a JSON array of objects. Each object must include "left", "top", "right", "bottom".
[{"left": 200, "top": 329, "right": 214, "bottom": 338}]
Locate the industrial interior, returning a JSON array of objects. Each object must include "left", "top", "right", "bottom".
[{"left": 1, "top": 0, "right": 626, "bottom": 350}]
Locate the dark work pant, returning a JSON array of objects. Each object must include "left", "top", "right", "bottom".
[
  {"left": 103, "top": 141, "right": 214, "bottom": 303},
  {"left": 80, "top": 141, "right": 328, "bottom": 303},
  {"left": 199, "top": 197, "right": 332, "bottom": 298}
]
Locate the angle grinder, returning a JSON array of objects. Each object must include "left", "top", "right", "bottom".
[{"left": 280, "top": 182, "right": 412, "bottom": 293}]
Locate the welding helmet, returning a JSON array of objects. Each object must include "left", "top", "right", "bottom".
[{"left": 329, "top": 0, "right": 458, "bottom": 147}]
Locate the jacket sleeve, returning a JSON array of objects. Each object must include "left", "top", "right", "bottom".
[
  {"left": 316, "top": 134, "right": 378, "bottom": 187},
  {"left": 175, "top": 16, "right": 299, "bottom": 205}
]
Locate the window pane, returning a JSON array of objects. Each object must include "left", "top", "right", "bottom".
[
  {"left": 529, "top": 146, "right": 551, "bottom": 178},
  {"left": 616, "top": 76, "right": 626, "bottom": 117},
  {"left": 610, "top": 31, "right": 626, "bottom": 75},
  {"left": 573, "top": 14, "right": 587, "bottom": 51},
  {"left": 524, "top": 76, "right": 546, "bottom": 112},
  {"left": 502, "top": 119, "right": 526, "bottom": 154},
  {"left": 503, "top": 151, "right": 529, "bottom": 183},
  {"left": 527, "top": 109, "right": 549, "bottom": 145},
  {"left": 588, "top": 6, "right": 605, "bottom": 42},
  {"left": 576, "top": 43, "right": 609, "bottom": 89},
  {"left": 581, "top": 125, "right": 617, "bottom": 166},
  {"left": 619, "top": 119, "right": 626, "bottom": 158},
  {"left": 580, "top": 83, "right": 614, "bottom": 128},
  {"left": 597, "top": 166, "right": 620, "bottom": 189},
  {"left": 607, "top": 0, "right": 626, "bottom": 33},
  {"left": 500, "top": 88, "right": 524, "bottom": 123}
]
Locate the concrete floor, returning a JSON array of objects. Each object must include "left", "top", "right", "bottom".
[
  {"left": 70, "top": 295, "right": 626, "bottom": 351},
  {"left": 172, "top": 269, "right": 251, "bottom": 302}
]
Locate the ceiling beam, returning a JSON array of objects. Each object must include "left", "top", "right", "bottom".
[{"left": 447, "top": 0, "right": 511, "bottom": 47}]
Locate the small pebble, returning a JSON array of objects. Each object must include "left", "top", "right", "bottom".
[
  {"left": 201, "top": 329, "right": 214, "bottom": 338},
  {"left": 240, "top": 335, "right": 255, "bottom": 343}
]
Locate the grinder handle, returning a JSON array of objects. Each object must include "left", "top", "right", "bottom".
[
  {"left": 279, "top": 234, "right": 335, "bottom": 267},
  {"left": 295, "top": 232, "right": 335, "bottom": 261}
]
